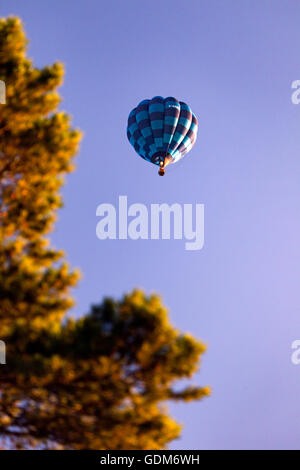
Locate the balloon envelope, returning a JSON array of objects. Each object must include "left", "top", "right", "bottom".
[{"left": 127, "top": 96, "right": 198, "bottom": 172}]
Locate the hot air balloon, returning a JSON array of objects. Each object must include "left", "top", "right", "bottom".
[{"left": 127, "top": 96, "right": 198, "bottom": 176}]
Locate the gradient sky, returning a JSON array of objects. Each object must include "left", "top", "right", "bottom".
[{"left": 2, "top": 0, "right": 300, "bottom": 450}]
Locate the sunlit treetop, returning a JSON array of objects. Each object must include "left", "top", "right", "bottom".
[{"left": 0, "top": 16, "right": 81, "bottom": 333}]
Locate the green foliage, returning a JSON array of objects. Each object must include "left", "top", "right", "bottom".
[
  {"left": 0, "top": 17, "right": 209, "bottom": 450},
  {"left": 2, "top": 290, "right": 210, "bottom": 449},
  {"left": 0, "top": 17, "right": 81, "bottom": 332}
]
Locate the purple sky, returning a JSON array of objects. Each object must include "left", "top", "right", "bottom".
[{"left": 2, "top": 0, "right": 300, "bottom": 449}]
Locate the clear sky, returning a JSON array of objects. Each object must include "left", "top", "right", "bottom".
[{"left": 2, "top": 0, "right": 300, "bottom": 450}]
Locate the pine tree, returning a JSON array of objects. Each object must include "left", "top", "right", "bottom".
[
  {"left": 0, "top": 16, "right": 81, "bottom": 335},
  {"left": 0, "top": 17, "right": 210, "bottom": 449}
]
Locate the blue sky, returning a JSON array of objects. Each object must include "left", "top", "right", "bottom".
[{"left": 2, "top": 0, "right": 300, "bottom": 449}]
